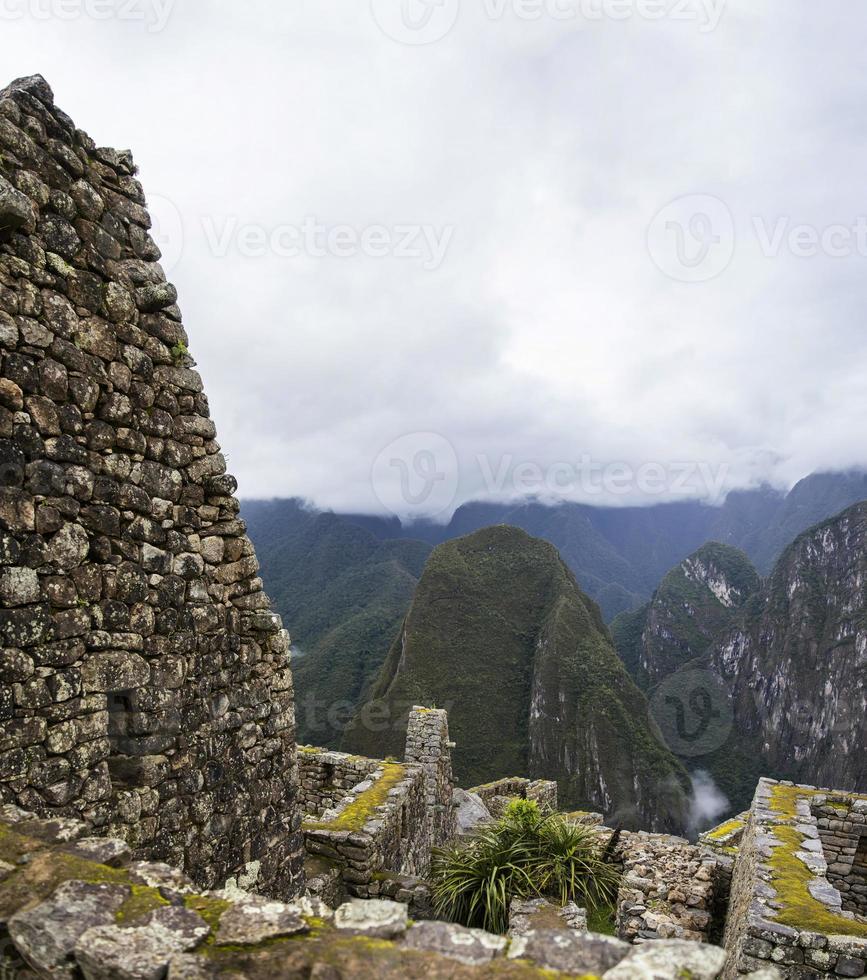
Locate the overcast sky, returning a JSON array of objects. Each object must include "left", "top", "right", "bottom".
[{"left": 3, "top": 2, "right": 867, "bottom": 520}]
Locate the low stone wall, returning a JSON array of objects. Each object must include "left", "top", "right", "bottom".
[
  {"left": 468, "top": 776, "right": 558, "bottom": 813},
  {"left": 0, "top": 809, "right": 759, "bottom": 980},
  {"left": 297, "top": 746, "right": 381, "bottom": 820},
  {"left": 615, "top": 831, "right": 719, "bottom": 945},
  {"left": 301, "top": 753, "right": 429, "bottom": 898},
  {"left": 813, "top": 794, "right": 867, "bottom": 916},
  {"left": 723, "top": 778, "right": 867, "bottom": 978}
]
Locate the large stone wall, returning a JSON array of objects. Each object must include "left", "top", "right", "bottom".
[{"left": 0, "top": 75, "right": 304, "bottom": 897}]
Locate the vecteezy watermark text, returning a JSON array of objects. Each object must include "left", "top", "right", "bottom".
[
  {"left": 200, "top": 215, "right": 454, "bottom": 271},
  {"left": 0, "top": 0, "right": 174, "bottom": 31},
  {"left": 371, "top": 433, "right": 731, "bottom": 519},
  {"left": 649, "top": 193, "right": 867, "bottom": 283},
  {"left": 369, "top": 0, "right": 726, "bottom": 45},
  {"left": 481, "top": 0, "right": 725, "bottom": 32}
]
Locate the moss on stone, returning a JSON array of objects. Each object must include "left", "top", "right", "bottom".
[
  {"left": 767, "top": 785, "right": 867, "bottom": 939},
  {"left": 185, "top": 894, "right": 232, "bottom": 935},
  {"left": 116, "top": 884, "right": 170, "bottom": 924},
  {"left": 704, "top": 818, "right": 745, "bottom": 841},
  {"left": 302, "top": 762, "right": 406, "bottom": 832}
]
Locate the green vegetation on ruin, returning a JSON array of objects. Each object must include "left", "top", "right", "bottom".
[
  {"left": 302, "top": 762, "right": 406, "bottom": 832},
  {"left": 432, "top": 800, "right": 620, "bottom": 935},
  {"left": 766, "top": 784, "right": 867, "bottom": 939}
]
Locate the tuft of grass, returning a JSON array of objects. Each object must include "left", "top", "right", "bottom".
[{"left": 431, "top": 805, "right": 619, "bottom": 934}]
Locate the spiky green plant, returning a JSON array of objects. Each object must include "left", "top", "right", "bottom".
[{"left": 431, "top": 805, "right": 620, "bottom": 934}]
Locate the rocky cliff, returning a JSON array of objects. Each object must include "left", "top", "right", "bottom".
[
  {"left": 612, "top": 543, "right": 761, "bottom": 689},
  {"left": 344, "top": 526, "right": 691, "bottom": 833},
  {"left": 708, "top": 501, "right": 867, "bottom": 795}
]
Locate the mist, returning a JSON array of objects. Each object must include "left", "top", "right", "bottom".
[{"left": 687, "top": 770, "right": 731, "bottom": 838}]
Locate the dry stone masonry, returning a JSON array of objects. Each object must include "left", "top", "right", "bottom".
[
  {"left": 0, "top": 807, "right": 760, "bottom": 980},
  {"left": 298, "top": 707, "right": 455, "bottom": 910},
  {"left": 615, "top": 830, "right": 721, "bottom": 944},
  {"left": 723, "top": 779, "right": 867, "bottom": 978},
  {"left": 0, "top": 75, "right": 304, "bottom": 897}
]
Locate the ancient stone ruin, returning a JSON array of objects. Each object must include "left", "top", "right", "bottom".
[
  {"left": 2, "top": 74, "right": 866, "bottom": 979},
  {"left": 0, "top": 73, "right": 303, "bottom": 898}
]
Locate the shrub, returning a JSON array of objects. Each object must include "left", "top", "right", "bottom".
[{"left": 431, "top": 806, "right": 620, "bottom": 934}]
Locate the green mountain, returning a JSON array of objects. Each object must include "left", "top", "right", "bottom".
[
  {"left": 611, "top": 542, "right": 761, "bottom": 689},
  {"left": 343, "top": 525, "right": 691, "bottom": 833},
  {"left": 241, "top": 500, "right": 431, "bottom": 746}
]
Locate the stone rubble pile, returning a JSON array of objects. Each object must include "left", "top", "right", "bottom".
[{"left": 616, "top": 830, "right": 719, "bottom": 944}]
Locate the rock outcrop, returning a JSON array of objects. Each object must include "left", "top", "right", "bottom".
[
  {"left": 0, "top": 75, "right": 303, "bottom": 896},
  {"left": 709, "top": 502, "right": 867, "bottom": 795},
  {"left": 344, "top": 526, "right": 691, "bottom": 833},
  {"left": 612, "top": 542, "right": 760, "bottom": 689}
]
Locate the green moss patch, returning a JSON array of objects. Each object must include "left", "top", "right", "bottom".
[
  {"left": 116, "top": 885, "right": 170, "bottom": 924},
  {"left": 302, "top": 762, "right": 406, "bottom": 832},
  {"left": 766, "top": 785, "right": 867, "bottom": 939}
]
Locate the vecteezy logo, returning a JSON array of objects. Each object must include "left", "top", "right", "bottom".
[
  {"left": 370, "top": 0, "right": 460, "bottom": 45},
  {"left": 647, "top": 194, "right": 735, "bottom": 283},
  {"left": 147, "top": 193, "right": 184, "bottom": 276},
  {"left": 649, "top": 667, "right": 733, "bottom": 757},
  {"left": 371, "top": 431, "right": 459, "bottom": 518}
]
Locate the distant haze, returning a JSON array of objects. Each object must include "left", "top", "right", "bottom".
[{"left": 6, "top": 4, "right": 867, "bottom": 518}]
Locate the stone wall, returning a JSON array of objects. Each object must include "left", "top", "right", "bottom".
[
  {"left": 299, "top": 708, "right": 459, "bottom": 903},
  {"left": 0, "top": 75, "right": 304, "bottom": 897},
  {"left": 813, "top": 794, "right": 867, "bottom": 916},
  {"left": 301, "top": 753, "right": 430, "bottom": 896},
  {"left": 297, "top": 747, "right": 381, "bottom": 819},
  {"left": 1, "top": 809, "right": 761, "bottom": 980},
  {"left": 404, "top": 706, "right": 455, "bottom": 849},
  {"left": 723, "top": 779, "right": 867, "bottom": 978},
  {"left": 468, "top": 776, "right": 558, "bottom": 814}
]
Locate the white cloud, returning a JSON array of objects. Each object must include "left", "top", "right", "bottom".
[{"left": 3, "top": 1, "right": 867, "bottom": 517}]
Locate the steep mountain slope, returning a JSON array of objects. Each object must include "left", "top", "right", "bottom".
[
  {"left": 708, "top": 501, "right": 867, "bottom": 795},
  {"left": 611, "top": 543, "right": 761, "bottom": 688},
  {"left": 242, "top": 500, "right": 432, "bottom": 746},
  {"left": 343, "top": 526, "right": 691, "bottom": 833}
]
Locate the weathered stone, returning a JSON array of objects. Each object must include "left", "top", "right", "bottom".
[
  {"left": 334, "top": 899, "right": 408, "bottom": 939},
  {"left": 137, "top": 283, "right": 178, "bottom": 313},
  {"left": 215, "top": 894, "right": 309, "bottom": 945},
  {"left": 81, "top": 651, "right": 150, "bottom": 692},
  {"left": 603, "top": 939, "right": 727, "bottom": 979},
  {"left": 403, "top": 921, "right": 506, "bottom": 965},
  {"left": 0, "top": 173, "right": 35, "bottom": 232},
  {"left": 0, "top": 565, "right": 39, "bottom": 605},
  {"left": 46, "top": 522, "right": 89, "bottom": 570},
  {"left": 8, "top": 880, "right": 129, "bottom": 978},
  {"left": 453, "top": 787, "right": 493, "bottom": 836},
  {"left": 75, "top": 906, "right": 210, "bottom": 980},
  {"left": 507, "top": 930, "right": 630, "bottom": 973},
  {"left": 67, "top": 836, "right": 132, "bottom": 867}
]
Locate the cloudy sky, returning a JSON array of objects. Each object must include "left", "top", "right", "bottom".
[{"left": 3, "top": 2, "right": 867, "bottom": 520}]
